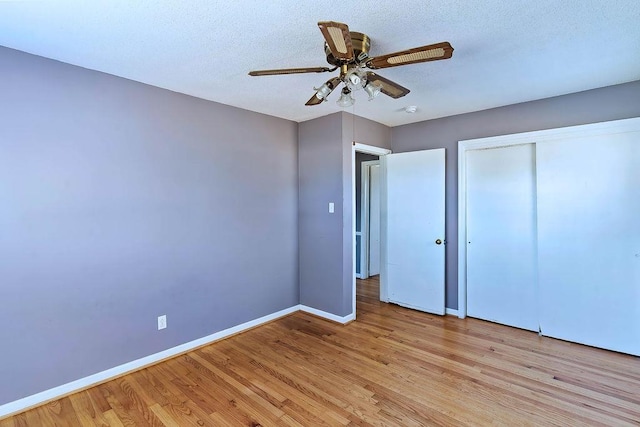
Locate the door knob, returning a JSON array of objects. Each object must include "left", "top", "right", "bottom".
[{"left": 435, "top": 239, "right": 443, "bottom": 245}]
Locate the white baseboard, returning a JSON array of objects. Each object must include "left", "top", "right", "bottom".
[
  {"left": 445, "top": 308, "right": 459, "bottom": 317},
  {"left": 299, "top": 305, "right": 355, "bottom": 324},
  {"left": 0, "top": 304, "right": 356, "bottom": 419},
  {"left": 0, "top": 305, "right": 299, "bottom": 419}
]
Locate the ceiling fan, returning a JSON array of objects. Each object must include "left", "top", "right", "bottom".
[{"left": 248, "top": 21, "right": 453, "bottom": 107}]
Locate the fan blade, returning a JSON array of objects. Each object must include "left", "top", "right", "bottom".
[
  {"left": 305, "top": 76, "right": 342, "bottom": 106},
  {"left": 318, "top": 21, "right": 354, "bottom": 61},
  {"left": 305, "top": 93, "right": 324, "bottom": 106},
  {"left": 249, "top": 67, "right": 333, "bottom": 76},
  {"left": 366, "top": 72, "right": 410, "bottom": 99},
  {"left": 366, "top": 42, "right": 453, "bottom": 70}
]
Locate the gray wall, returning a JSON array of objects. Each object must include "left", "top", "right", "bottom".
[
  {"left": 298, "top": 112, "right": 390, "bottom": 317},
  {"left": 298, "top": 113, "right": 344, "bottom": 314},
  {"left": 391, "top": 80, "right": 640, "bottom": 310},
  {"left": 0, "top": 46, "right": 299, "bottom": 405}
]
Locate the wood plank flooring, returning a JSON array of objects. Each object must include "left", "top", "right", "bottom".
[{"left": 2, "top": 276, "right": 639, "bottom": 426}]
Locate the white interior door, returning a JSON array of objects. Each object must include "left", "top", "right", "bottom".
[
  {"left": 368, "top": 164, "right": 381, "bottom": 276},
  {"left": 537, "top": 134, "right": 640, "bottom": 356},
  {"left": 466, "top": 144, "right": 539, "bottom": 331},
  {"left": 383, "top": 149, "right": 446, "bottom": 315}
]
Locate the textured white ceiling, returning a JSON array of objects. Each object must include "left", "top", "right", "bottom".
[{"left": 1, "top": 1, "right": 639, "bottom": 126}]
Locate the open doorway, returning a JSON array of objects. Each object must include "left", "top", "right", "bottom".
[
  {"left": 353, "top": 143, "right": 390, "bottom": 317},
  {"left": 352, "top": 143, "right": 446, "bottom": 319},
  {"left": 356, "top": 154, "right": 380, "bottom": 280},
  {"left": 355, "top": 152, "right": 381, "bottom": 313},
  {"left": 356, "top": 156, "right": 381, "bottom": 313}
]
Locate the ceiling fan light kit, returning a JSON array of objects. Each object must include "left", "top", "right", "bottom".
[
  {"left": 336, "top": 87, "right": 356, "bottom": 107},
  {"left": 249, "top": 21, "right": 453, "bottom": 107},
  {"left": 365, "top": 83, "right": 381, "bottom": 101},
  {"left": 314, "top": 81, "right": 334, "bottom": 101}
]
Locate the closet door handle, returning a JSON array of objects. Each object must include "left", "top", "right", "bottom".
[{"left": 435, "top": 239, "right": 443, "bottom": 245}]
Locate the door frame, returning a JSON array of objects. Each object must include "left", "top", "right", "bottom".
[
  {"left": 360, "top": 160, "right": 380, "bottom": 280},
  {"left": 457, "top": 117, "right": 640, "bottom": 319},
  {"left": 353, "top": 143, "right": 392, "bottom": 314}
]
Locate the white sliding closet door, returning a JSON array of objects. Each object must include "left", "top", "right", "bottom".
[
  {"left": 466, "top": 144, "right": 539, "bottom": 331},
  {"left": 537, "top": 134, "right": 640, "bottom": 356}
]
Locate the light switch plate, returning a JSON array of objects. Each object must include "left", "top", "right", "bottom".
[
  {"left": 329, "top": 202, "right": 335, "bottom": 213},
  {"left": 158, "top": 315, "right": 167, "bottom": 330}
]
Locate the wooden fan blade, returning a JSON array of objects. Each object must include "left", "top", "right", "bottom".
[
  {"left": 366, "top": 72, "right": 410, "bottom": 99},
  {"left": 318, "top": 21, "right": 354, "bottom": 61},
  {"left": 249, "top": 67, "right": 333, "bottom": 76},
  {"left": 305, "top": 76, "right": 342, "bottom": 106},
  {"left": 305, "top": 93, "right": 324, "bottom": 106},
  {"left": 366, "top": 42, "right": 453, "bottom": 70}
]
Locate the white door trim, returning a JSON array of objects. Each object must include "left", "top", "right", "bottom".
[
  {"left": 355, "top": 231, "right": 364, "bottom": 279},
  {"left": 352, "top": 143, "right": 391, "bottom": 315},
  {"left": 354, "top": 142, "right": 391, "bottom": 156},
  {"left": 457, "top": 116, "right": 640, "bottom": 319}
]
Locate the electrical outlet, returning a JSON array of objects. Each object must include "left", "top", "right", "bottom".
[{"left": 157, "top": 315, "right": 167, "bottom": 330}]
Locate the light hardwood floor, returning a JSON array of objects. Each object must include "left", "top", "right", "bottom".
[{"left": 2, "top": 276, "right": 639, "bottom": 426}]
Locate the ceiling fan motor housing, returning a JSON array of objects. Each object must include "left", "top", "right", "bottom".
[{"left": 324, "top": 32, "right": 370, "bottom": 66}]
